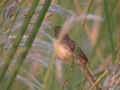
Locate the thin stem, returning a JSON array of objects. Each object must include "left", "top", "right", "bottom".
[
  {"left": 42, "top": 52, "right": 56, "bottom": 90},
  {"left": 90, "top": 69, "right": 108, "bottom": 90},
  {"left": 79, "top": 65, "right": 102, "bottom": 90}
]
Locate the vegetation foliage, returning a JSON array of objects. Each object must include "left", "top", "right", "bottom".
[{"left": 0, "top": 0, "right": 120, "bottom": 90}]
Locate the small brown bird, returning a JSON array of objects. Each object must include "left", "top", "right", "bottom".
[
  {"left": 53, "top": 26, "right": 102, "bottom": 90},
  {"left": 53, "top": 26, "right": 88, "bottom": 65}
]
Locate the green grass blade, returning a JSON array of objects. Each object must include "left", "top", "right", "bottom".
[
  {"left": 102, "top": 0, "right": 115, "bottom": 64},
  {"left": 0, "top": 0, "right": 40, "bottom": 82},
  {"left": 4, "top": 0, "right": 51, "bottom": 90},
  {"left": 42, "top": 52, "right": 56, "bottom": 90}
]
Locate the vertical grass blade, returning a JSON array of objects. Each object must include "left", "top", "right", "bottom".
[
  {"left": 42, "top": 52, "right": 56, "bottom": 90},
  {"left": 102, "top": 0, "right": 115, "bottom": 64},
  {"left": 0, "top": 0, "right": 40, "bottom": 82},
  {"left": 4, "top": 0, "right": 51, "bottom": 90}
]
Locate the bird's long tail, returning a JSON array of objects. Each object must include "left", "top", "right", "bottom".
[{"left": 79, "top": 65, "right": 102, "bottom": 90}]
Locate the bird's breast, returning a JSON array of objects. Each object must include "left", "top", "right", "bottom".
[{"left": 54, "top": 40, "right": 73, "bottom": 63}]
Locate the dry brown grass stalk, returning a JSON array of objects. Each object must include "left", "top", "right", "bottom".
[
  {"left": 73, "top": 0, "right": 104, "bottom": 62},
  {"left": 57, "top": 16, "right": 102, "bottom": 90},
  {"left": 73, "top": 0, "right": 81, "bottom": 15}
]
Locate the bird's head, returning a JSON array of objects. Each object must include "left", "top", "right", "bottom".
[{"left": 53, "top": 26, "right": 61, "bottom": 38}]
